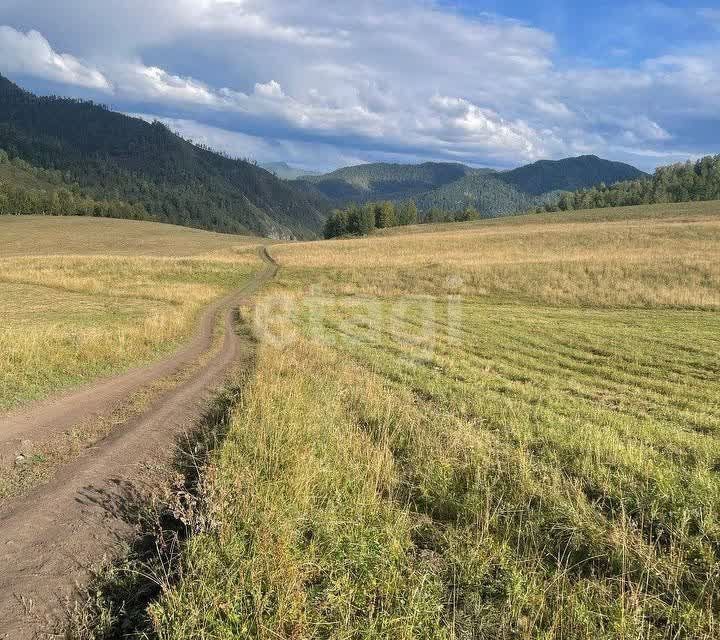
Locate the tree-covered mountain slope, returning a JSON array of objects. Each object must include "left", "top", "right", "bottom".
[
  {"left": 0, "top": 149, "right": 148, "bottom": 219},
  {"left": 498, "top": 155, "right": 647, "bottom": 195},
  {"left": 413, "top": 172, "right": 542, "bottom": 217},
  {"left": 557, "top": 154, "right": 720, "bottom": 211},
  {"left": 300, "top": 155, "right": 646, "bottom": 218},
  {"left": 0, "top": 74, "right": 329, "bottom": 238},
  {"left": 300, "top": 161, "right": 483, "bottom": 202}
]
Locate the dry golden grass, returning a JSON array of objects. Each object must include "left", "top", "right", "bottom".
[
  {"left": 276, "top": 200, "right": 720, "bottom": 308},
  {"left": 0, "top": 215, "right": 264, "bottom": 257},
  {"left": 0, "top": 216, "right": 263, "bottom": 410}
]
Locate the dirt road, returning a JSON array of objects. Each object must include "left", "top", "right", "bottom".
[{"left": 0, "top": 247, "right": 277, "bottom": 638}]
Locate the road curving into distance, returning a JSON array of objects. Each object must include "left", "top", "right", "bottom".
[{"left": 0, "top": 246, "right": 278, "bottom": 638}]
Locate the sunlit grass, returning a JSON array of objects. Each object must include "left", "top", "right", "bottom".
[
  {"left": 277, "top": 200, "right": 720, "bottom": 308},
  {"left": 0, "top": 216, "right": 262, "bottom": 410},
  {"left": 0, "top": 215, "right": 263, "bottom": 258},
  {"left": 63, "top": 202, "right": 720, "bottom": 639}
]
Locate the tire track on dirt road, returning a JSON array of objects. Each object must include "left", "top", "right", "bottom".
[
  {"left": 0, "top": 246, "right": 278, "bottom": 638},
  {"left": 0, "top": 247, "right": 273, "bottom": 467}
]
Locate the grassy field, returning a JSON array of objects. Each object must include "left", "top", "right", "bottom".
[
  {"left": 0, "top": 216, "right": 262, "bottom": 410},
  {"left": 140, "top": 201, "right": 720, "bottom": 639},
  {"left": 279, "top": 200, "right": 720, "bottom": 308}
]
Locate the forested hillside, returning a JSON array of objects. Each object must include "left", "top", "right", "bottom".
[
  {"left": 500, "top": 155, "right": 646, "bottom": 195},
  {"left": 0, "top": 75, "right": 328, "bottom": 237},
  {"left": 300, "top": 162, "right": 478, "bottom": 202},
  {"left": 302, "top": 155, "right": 645, "bottom": 219},
  {"left": 0, "top": 149, "right": 148, "bottom": 219},
  {"left": 556, "top": 155, "right": 720, "bottom": 212},
  {"left": 413, "top": 171, "right": 546, "bottom": 216}
]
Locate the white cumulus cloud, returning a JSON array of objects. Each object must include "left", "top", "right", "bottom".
[
  {"left": 1, "top": 1, "right": 719, "bottom": 170},
  {"left": 111, "top": 64, "right": 219, "bottom": 105},
  {"left": 0, "top": 26, "right": 110, "bottom": 90},
  {"left": 254, "top": 80, "right": 285, "bottom": 99}
]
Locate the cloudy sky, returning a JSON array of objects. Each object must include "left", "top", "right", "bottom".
[{"left": 0, "top": 1, "right": 718, "bottom": 171}]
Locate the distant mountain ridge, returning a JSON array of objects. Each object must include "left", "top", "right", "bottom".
[
  {"left": 0, "top": 74, "right": 328, "bottom": 238},
  {"left": 412, "top": 172, "right": 546, "bottom": 216},
  {"left": 260, "top": 161, "right": 320, "bottom": 180},
  {"left": 498, "top": 155, "right": 646, "bottom": 195},
  {"left": 301, "top": 162, "right": 484, "bottom": 202},
  {"left": 0, "top": 74, "right": 649, "bottom": 234},
  {"left": 298, "top": 155, "right": 647, "bottom": 218}
]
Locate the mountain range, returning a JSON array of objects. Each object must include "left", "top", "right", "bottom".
[
  {"left": 298, "top": 157, "right": 646, "bottom": 218},
  {"left": 0, "top": 74, "right": 647, "bottom": 235},
  {"left": 260, "top": 162, "right": 320, "bottom": 180},
  {"left": 0, "top": 74, "right": 328, "bottom": 238}
]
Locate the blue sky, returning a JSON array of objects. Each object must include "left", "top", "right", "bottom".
[{"left": 0, "top": 1, "right": 718, "bottom": 171}]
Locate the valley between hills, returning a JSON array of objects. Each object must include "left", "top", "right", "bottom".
[{"left": 0, "top": 59, "right": 719, "bottom": 640}]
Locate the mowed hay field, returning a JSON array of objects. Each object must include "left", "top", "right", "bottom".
[
  {"left": 0, "top": 216, "right": 263, "bottom": 410},
  {"left": 148, "top": 202, "right": 720, "bottom": 639}
]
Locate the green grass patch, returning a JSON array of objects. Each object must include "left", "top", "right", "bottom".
[{"left": 65, "top": 204, "right": 720, "bottom": 638}]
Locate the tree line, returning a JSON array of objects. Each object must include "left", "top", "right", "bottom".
[
  {"left": 538, "top": 155, "right": 720, "bottom": 213},
  {"left": 324, "top": 200, "right": 481, "bottom": 238}
]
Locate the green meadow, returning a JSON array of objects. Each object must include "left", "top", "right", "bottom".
[{"left": 146, "top": 201, "right": 720, "bottom": 639}]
